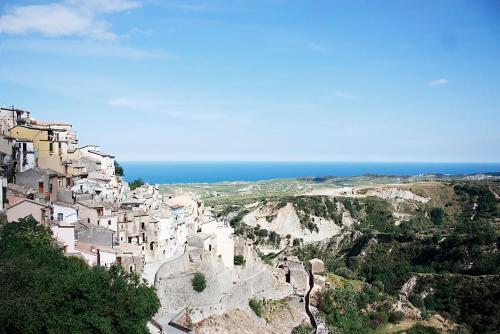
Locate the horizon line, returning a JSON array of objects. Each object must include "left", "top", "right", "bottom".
[{"left": 118, "top": 160, "right": 500, "bottom": 164}]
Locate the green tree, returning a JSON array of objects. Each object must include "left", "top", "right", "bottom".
[
  {"left": 429, "top": 207, "right": 444, "bottom": 225},
  {"left": 0, "top": 217, "right": 160, "bottom": 334},
  {"left": 249, "top": 298, "right": 263, "bottom": 317},
  {"left": 114, "top": 161, "right": 124, "bottom": 176},
  {"left": 130, "top": 178, "right": 145, "bottom": 190},
  {"left": 234, "top": 255, "right": 245, "bottom": 266},
  {"left": 192, "top": 272, "right": 207, "bottom": 292}
]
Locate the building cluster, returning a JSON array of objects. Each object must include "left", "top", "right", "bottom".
[{"left": 0, "top": 106, "right": 231, "bottom": 275}]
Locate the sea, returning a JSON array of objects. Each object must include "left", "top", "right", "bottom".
[{"left": 120, "top": 162, "right": 500, "bottom": 184}]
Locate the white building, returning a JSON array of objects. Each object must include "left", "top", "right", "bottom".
[
  {"left": 15, "top": 139, "right": 36, "bottom": 172},
  {"left": 199, "top": 218, "right": 235, "bottom": 269},
  {"left": 52, "top": 202, "right": 78, "bottom": 225},
  {"left": 79, "top": 145, "right": 115, "bottom": 176}
]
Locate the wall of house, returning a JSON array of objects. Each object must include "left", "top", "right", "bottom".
[
  {"left": 51, "top": 224, "right": 75, "bottom": 254},
  {"left": 15, "top": 169, "right": 49, "bottom": 193},
  {"left": 99, "top": 250, "right": 116, "bottom": 268},
  {"left": 16, "top": 141, "right": 36, "bottom": 172},
  {"left": 76, "top": 228, "right": 114, "bottom": 247},
  {"left": 77, "top": 250, "right": 97, "bottom": 266},
  {"left": 6, "top": 201, "right": 47, "bottom": 223},
  {"left": 98, "top": 214, "right": 118, "bottom": 232},
  {"left": 77, "top": 205, "right": 98, "bottom": 225},
  {"left": 53, "top": 204, "right": 78, "bottom": 224}
]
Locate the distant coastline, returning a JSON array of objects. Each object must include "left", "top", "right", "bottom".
[{"left": 121, "top": 161, "right": 500, "bottom": 184}]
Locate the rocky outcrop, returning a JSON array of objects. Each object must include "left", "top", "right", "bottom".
[
  {"left": 243, "top": 203, "right": 341, "bottom": 243},
  {"left": 366, "top": 187, "right": 429, "bottom": 204}
]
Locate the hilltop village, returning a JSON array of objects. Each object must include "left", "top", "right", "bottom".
[
  {"left": 1, "top": 106, "right": 498, "bottom": 334},
  {"left": 0, "top": 107, "right": 230, "bottom": 331},
  {"left": 0, "top": 106, "right": 312, "bottom": 333}
]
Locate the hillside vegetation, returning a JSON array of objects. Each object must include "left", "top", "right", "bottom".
[
  {"left": 292, "top": 180, "right": 499, "bottom": 333},
  {"left": 0, "top": 218, "right": 160, "bottom": 334}
]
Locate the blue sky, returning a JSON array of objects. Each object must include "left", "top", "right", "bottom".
[{"left": 0, "top": 0, "right": 499, "bottom": 162}]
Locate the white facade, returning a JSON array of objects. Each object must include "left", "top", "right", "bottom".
[
  {"left": 200, "top": 219, "right": 235, "bottom": 269},
  {"left": 15, "top": 140, "right": 36, "bottom": 172},
  {"left": 80, "top": 145, "right": 115, "bottom": 176},
  {"left": 53, "top": 203, "right": 78, "bottom": 224},
  {"left": 51, "top": 224, "right": 76, "bottom": 254}
]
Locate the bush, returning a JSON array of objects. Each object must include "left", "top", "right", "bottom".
[
  {"left": 129, "top": 178, "right": 145, "bottom": 190},
  {"left": 291, "top": 324, "right": 314, "bottom": 334},
  {"left": 369, "top": 311, "right": 388, "bottom": 328},
  {"left": 249, "top": 298, "right": 263, "bottom": 317},
  {"left": 388, "top": 311, "right": 405, "bottom": 323},
  {"left": 429, "top": 207, "right": 444, "bottom": 225},
  {"left": 192, "top": 272, "right": 207, "bottom": 292},
  {"left": 234, "top": 255, "right": 245, "bottom": 266}
]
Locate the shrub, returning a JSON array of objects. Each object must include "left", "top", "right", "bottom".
[
  {"left": 369, "top": 311, "right": 388, "bottom": 328},
  {"left": 388, "top": 311, "right": 405, "bottom": 323},
  {"left": 192, "top": 272, "right": 207, "bottom": 292},
  {"left": 429, "top": 207, "right": 444, "bottom": 225},
  {"left": 234, "top": 255, "right": 245, "bottom": 266},
  {"left": 129, "top": 178, "right": 145, "bottom": 190},
  {"left": 249, "top": 298, "right": 263, "bottom": 317},
  {"left": 291, "top": 324, "right": 314, "bottom": 334}
]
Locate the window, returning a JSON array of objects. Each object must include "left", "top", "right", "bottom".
[
  {"left": 57, "top": 213, "right": 63, "bottom": 221},
  {"left": 150, "top": 242, "right": 154, "bottom": 251},
  {"left": 120, "top": 237, "right": 123, "bottom": 241},
  {"left": 142, "top": 233, "right": 145, "bottom": 242},
  {"left": 108, "top": 220, "right": 111, "bottom": 226},
  {"left": 129, "top": 266, "right": 133, "bottom": 272},
  {"left": 38, "top": 182, "right": 44, "bottom": 193},
  {"left": 141, "top": 222, "right": 145, "bottom": 229},
  {"left": 128, "top": 237, "right": 132, "bottom": 243},
  {"left": 49, "top": 143, "right": 53, "bottom": 152}
]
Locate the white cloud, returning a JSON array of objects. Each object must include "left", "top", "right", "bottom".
[
  {"left": 0, "top": 0, "right": 141, "bottom": 40},
  {"left": 0, "top": 39, "right": 168, "bottom": 59},
  {"left": 428, "top": 78, "right": 449, "bottom": 87}
]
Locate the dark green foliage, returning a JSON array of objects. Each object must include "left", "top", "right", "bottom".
[
  {"left": 291, "top": 324, "right": 314, "bottom": 334},
  {"left": 230, "top": 209, "right": 250, "bottom": 228},
  {"left": 114, "top": 161, "right": 124, "bottom": 176},
  {"left": 429, "top": 207, "right": 444, "bottom": 225},
  {"left": 234, "top": 255, "right": 245, "bottom": 266},
  {"left": 249, "top": 298, "right": 263, "bottom": 317},
  {"left": 453, "top": 183, "right": 498, "bottom": 220},
  {"left": 360, "top": 197, "right": 396, "bottom": 233},
  {"left": 129, "top": 178, "right": 145, "bottom": 190},
  {"left": 388, "top": 311, "right": 405, "bottom": 323},
  {"left": 318, "top": 284, "right": 373, "bottom": 334},
  {"left": 0, "top": 217, "right": 160, "bottom": 334},
  {"left": 192, "top": 272, "right": 207, "bottom": 292},
  {"left": 411, "top": 275, "right": 500, "bottom": 333},
  {"left": 216, "top": 205, "right": 240, "bottom": 218}
]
